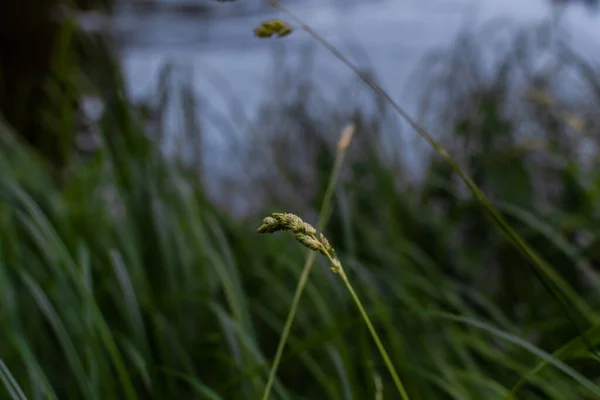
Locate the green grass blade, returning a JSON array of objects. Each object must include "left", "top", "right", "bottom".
[
  {"left": 19, "top": 272, "right": 96, "bottom": 400},
  {"left": 433, "top": 312, "right": 600, "bottom": 398},
  {"left": 0, "top": 360, "right": 28, "bottom": 400},
  {"left": 511, "top": 322, "right": 600, "bottom": 398}
]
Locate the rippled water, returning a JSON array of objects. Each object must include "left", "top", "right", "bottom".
[
  {"left": 114, "top": 0, "right": 599, "bottom": 110},
  {"left": 106, "top": 1, "right": 598, "bottom": 167},
  {"left": 104, "top": 0, "right": 599, "bottom": 210}
]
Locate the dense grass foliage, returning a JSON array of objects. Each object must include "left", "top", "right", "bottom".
[{"left": 2, "top": 20, "right": 600, "bottom": 400}]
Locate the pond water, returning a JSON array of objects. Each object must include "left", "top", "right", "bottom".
[
  {"left": 113, "top": 0, "right": 599, "bottom": 113},
  {"left": 102, "top": 1, "right": 600, "bottom": 186}
]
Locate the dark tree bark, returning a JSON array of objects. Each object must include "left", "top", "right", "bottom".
[
  {"left": 0, "top": 0, "right": 61, "bottom": 155},
  {"left": 0, "top": 0, "right": 113, "bottom": 167}
]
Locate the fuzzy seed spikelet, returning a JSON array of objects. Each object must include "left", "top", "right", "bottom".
[
  {"left": 257, "top": 216, "right": 283, "bottom": 233},
  {"left": 337, "top": 123, "right": 355, "bottom": 152},
  {"left": 254, "top": 19, "right": 293, "bottom": 38},
  {"left": 295, "top": 233, "right": 322, "bottom": 252},
  {"left": 329, "top": 259, "right": 342, "bottom": 274},
  {"left": 319, "top": 233, "right": 331, "bottom": 251}
]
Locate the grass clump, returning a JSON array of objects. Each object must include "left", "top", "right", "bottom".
[{"left": 3, "top": 4, "right": 600, "bottom": 400}]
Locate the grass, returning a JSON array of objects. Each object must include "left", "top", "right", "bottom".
[{"left": 2, "top": 7, "right": 600, "bottom": 400}]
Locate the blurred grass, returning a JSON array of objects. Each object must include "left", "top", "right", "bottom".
[{"left": 2, "top": 16, "right": 600, "bottom": 400}]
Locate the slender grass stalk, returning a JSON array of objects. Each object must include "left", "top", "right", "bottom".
[
  {"left": 0, "top": 360, "right": 28, "bottom": 400},
  {"left": 261, "top": 124, "right": 355, "bottom": 400},
  {"left": 324, "top": 254, "right": 410, "bottom": 400},
  {"left": 264, "top": 0, "right": 600, "bottom": 360}
]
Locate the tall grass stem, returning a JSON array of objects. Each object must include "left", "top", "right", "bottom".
[{"left": 337, "top": 266, "right": 411, "bottom": 400}]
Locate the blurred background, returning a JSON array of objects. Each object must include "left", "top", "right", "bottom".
[{"left": 2, "top": 0, "right": 600, "bottom": 399}]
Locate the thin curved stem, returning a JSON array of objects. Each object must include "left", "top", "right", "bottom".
[{"left": 323, "top": 251, "right": 411, "bottom": 400}]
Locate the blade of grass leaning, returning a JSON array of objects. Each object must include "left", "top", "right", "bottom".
[
  {"left": 211, "top": 303, "right": 290, "bottom": 399},
  {"left": 430, "top": 312, "right": 600, "bottom": 399},
  {"left": 19, "top": 271, "right": 96, "bottom": 400},
  {"left": 497, "top": 202, "right": 600, "bottom": 289},
  {"left": 253, "top": 302, "right": 342, "bottom": 399},
  {"left": 297, "top": 265, "right": 356, "bottom": 395},
  {"left": 261, "top": 123, "right": 355, "bottom": 400},
  {"left": 9, "top": 335, "right": 59, "bottom": 400},
  {"left": 159, "top": 368, "right": 224, "bottom": 400},
  {"left": 109, "top": 249, "right": 150, "bottom": 361},
  {"left": 262, "top": 0, "right": 598, "bottom": 356},
  {"left": 325, "top": 344, "right": 354, "bottom": 399},
  {"left": 510, "top": 322, "right": 600, "bottom": 398},
  {"left": 457, "top": 331, "right": 566, "bottom": 400},
  {"left": 221, "top": 301, "right": 366, "bottom": 398},
  {"left": 10, "top": 184, "right": 138, "bottom": 400},
  {"left": 0, "top": 360, "right": 28, "bottom": 400}
]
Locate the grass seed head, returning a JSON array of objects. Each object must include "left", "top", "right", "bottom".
[
  {"left": 295, "top": 233, "right": 322, "bottom": 252},
  {"left": 329, "top": 259, "right": 342, "bottom": 274},
  {"left": 337, "top": 123, "right": 356, "bottom": 152},
  {"left": 257, "top": 216, "right": 284, "bottom": 233},
  {"left": 254, "top": 19, "right": 293, "bottom": 38},
  {"left": 258, "top": 212, "right": 341, "bottom": 271},
  {"left": 274, "top": 213, "right": 316, "bottom": 235}
]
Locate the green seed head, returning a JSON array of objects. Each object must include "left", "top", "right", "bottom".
[
  {"left": 257, "top": 216, "right": 284, "bottom": 233},
  {"left": 258, "top": 212, "right": 341, "bottom": 273},
  {"left": 253, "top": 19, "right": 293, "bottom": 38},
  {"left": 295, "top": 233, "right": 322, "bottom": 253}
]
